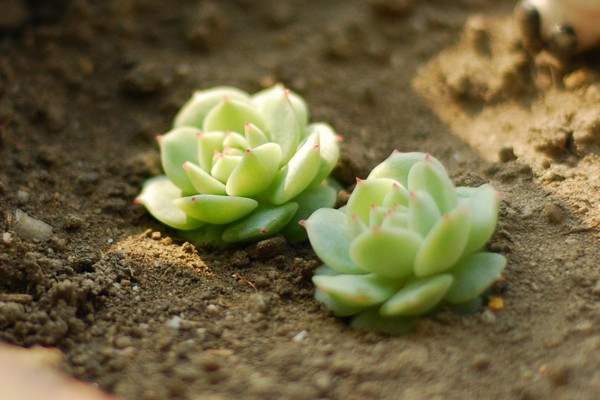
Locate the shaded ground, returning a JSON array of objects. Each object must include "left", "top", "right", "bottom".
[{"left": 1, "top": 0, "right": 600, "bottom": 399}]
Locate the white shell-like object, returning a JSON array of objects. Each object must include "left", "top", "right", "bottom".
[{"left": 529, "top": 0, "right": 600, "bottom": 52}]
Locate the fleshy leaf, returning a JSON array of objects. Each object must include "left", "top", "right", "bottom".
[
  {"left": 382, "top": 182, "right": 409, "bottom": 208},
  {"left": 280, "top": 183, "right": 337, "bottom": 243},
  {"left": 444, "top": 252, "right": 506, "bottom": 304},
  {"left": 173, "top": 86, "right": 250, "bottom": 129},
  {"left": 203, "top": 97, "right": 266, "bottom": 135},
  {"left": 210, "top": 153, "right": 241, "bottom": 183},
  {"left": 197, "top": 131, "right": 226, "bottom": 171},
  {"left": 305, "top": 123, "right": 340, "bottom": 188},
  {"left": 462, "top": 184, "right": 500, "bottom": 254},
  {"left": 315, "top": 289, "right": 368, "bottom": 317},
  {"left": 252, "top": 88, "right": 300, "bottom": 165},
  {"left": 159, "top": 127, "right": 199, "bottom": 194},
  {"left": 179, "top": 224, "right": 228, "bottom": 248},
  {"left": 414, "top": 205, "right": 472, "bottom": 277},
  {"left": 223, "top": 131, "right": 248, "bottom": 150},
  {"left": 368, "top": 151, "right": 447, "bottom": 188},
  {"left": 346, "top": 178, "right": 397, "bottom": 225},
  {"left": 381, "top": 209, "right": 409, "bottom": 229},
  {"left": 379, "top": 274, "right": 453, "bottom": 317},
  {"left": 221, "top": 202, "right": 298, "bottom": 243},
  {"left": 368, "top": 205, "right": 390, "bottom": 228},
  {"left": 408, "top": 190, "right": 442, "bottom": 237},
  {"left": 173, "top": 194, "right": 258, "bottom": 224},
  {"left": 252, "top": 84, "right": 309, "bottom": 136},
  {"left": 226, "top": 143, "right": 282, "bottom": 197},
  {"left": 245, "top": 122, "right": 268, "bottom": 148},
  {"left": 264, "top": 133, "right": 321, "bottom": 205},
  {"left": 313, "top": 273, "right": 397, "bottom": 308},
  {"left": 304, "top": 208, "right": 365, "bottom": 274},
  {"left": 136, "top": 176, "right": 205, "bottom": 231},
  {"left": 350, "top": 226, "right": 422, "bottom": 278},
  {"left": 407, "top": 158, "right": 457, "bottom": 214},
  {"left": 183, "top": 162, "right": 226, "bottom": 195}
]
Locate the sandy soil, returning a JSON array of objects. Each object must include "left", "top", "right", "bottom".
[{"left": 1, "top": 0, "right": 600, "bottom": 399}]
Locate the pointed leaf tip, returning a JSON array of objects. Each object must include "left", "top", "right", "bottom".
[{"left": 298, "top": 219, "right": 307, "bottom": 227}]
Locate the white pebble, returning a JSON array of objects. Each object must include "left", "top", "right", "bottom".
[
  {"left": 292, "top": 330, "right": 309, "bottom": 342},
  {"left": 13, "top": 209, "right": 53, "bottom": 242},
  {"left": 166, "top": 316, "right": 182, "bottom": 329}
]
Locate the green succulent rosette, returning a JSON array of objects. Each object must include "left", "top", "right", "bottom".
[
  {"left": 304, "top": 151, "right": 506, "bottom": 334},
  {"left": 136, "top": 85, "right": 340, "bottom": 245}
]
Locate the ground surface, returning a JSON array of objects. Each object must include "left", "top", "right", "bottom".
[{"left": 1, "top": 0, "right": 600, "bottom": 399}]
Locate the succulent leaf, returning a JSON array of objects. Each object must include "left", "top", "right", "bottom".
[
  {"left": 203, "top": 97, "right": 266, "bottom": 135},
  {"left": 350, "top": 308, "right": 416, "bottom": 335},
  {"left": 136, "top": 176, "right": 205, "bottom": 231},
  {"left": 304, "top": 208, "right": 365, "bottom": 274},
  {"left": 173, "top": 86, "right": 250, "bottom": 129},
  {"left": 197, "top": 131, "right": 226, "bottom": 171},
  {"left": 245, "top": 122, "right": 269, "bottom": 148},
  {"left": 315, "top": 289, "right": 369, "bottom": 317},
  {"left": 221, "top": 202, "right": 298, "bottom": 243},
  {"left": 264, "top": 132, "right": 321, "bottom": 205},
  {"left": 173, "top": 194, "right": 258, "bottom": 224},
  {"left": 408, "top": 190, "right": 442, "bottom": 237},
  {"left": 407, "top": 158, "right": 457, "bottom": 214},
  {"left": 382, "top": 182, "right": 409, "bottom": 208},
  {"left": 444, "top": 252, "right": 506, "bottom": 304},
  {"left": 210, "top": 153, "right": 241, "bottom": 183},
  {"left": 462, "top": 184, "right": 500, "bottom": 254},
  {"left": 226, "top": 143, "right": 282, "bottom": 197},
  {"left": 379, "top": 274, "right": 453, "bottom": 317},
  {"left": 183, "top": 162, "right": 227, "bottom": 195},
  {"left": 159, "top": 127, "right": 200, "bottom": 194},
  {"left": 414, "top": 205, "right": 472, "bottom": 277},
  {"left": 313, "top": 273, "right": 398, "bottom": 308},
  {"left": 346, "top": 178, "right": 397, "bottom": 225},
  {"left": 305, "top": 123, "right": 341, "bottom": 188},
  {"left": 350, "top": 226, "right": 422, "bottom": 278},
  {"left": 368, "top": 151, "right": 446, "bottom": 188},
  {"left": 280, "top": 183, "right": 337, "bottom": 243},
  {"left": 252, "top": 84, "right": 309, "bottom": 136}
]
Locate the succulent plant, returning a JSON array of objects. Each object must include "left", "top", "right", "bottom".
[
  {"left": 303, "top": 151, "right": 506, "bottom": 334},
  {"left": 136, "top": 85, "right": 341, "bottom": 245}
]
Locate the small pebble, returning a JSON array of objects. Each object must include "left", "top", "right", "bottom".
[
  {"left": 166, "top": 316, "right": 182, "bottom": 330},
  {"left": 543, "top": 203, "right": 564, "bottom": 224},
  {"left": 472, "top": 353, "right": 491, "bottom": 370},
  {"left": 16, "top": 190, "right": 30, "bottom": 205},
  {"left": 292, "top": 330, "right": 309, "bottom": 342},
  {"left": 206, "top": 304, "right": 220, "bottom": 315},
  {"left": 13, "top": 209, "right": 53, "bottom": 242},
  {"left": 498, "top": 146, "right": 517, "bottom": 162},
  {"left": 480, "top": 309, "right": 497, "bottom": 325}
]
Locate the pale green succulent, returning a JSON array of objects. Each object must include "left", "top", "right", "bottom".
[
  {"left": 136, "top": 85, "right": 340, "bottom": 245},
  {"left": 303, "top": 151, "right": 506, "bottom": 334}
]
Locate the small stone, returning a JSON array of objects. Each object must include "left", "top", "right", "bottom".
[
  {"left": 498, "top": 146, "right": 517, "bottom": 162},
  {"left": 248, "top": 293, "right": 269, "bottom": 314},
  {"left": 543, "top": 203, "right": 563, "bottom": 224},
  {"left": 13, "top": 209, "right": 53, "bottom": 242},
  {"left": 166, "top": 316, "right": 182, "bottom": 330},
  {"left": 151, "top": 231, "right": 161, "bottom": 240},
  {"left": 563, "top": 69, "right": 595, "bottom": 90},
  {"left": 206, "top": 304, "right": 220, "bottom": 315},
  {"left": 472, "top": 353, "right": 491, "bottom": 370},
  {"left": 16, "top": 190, "right": 30, "bottom": 205},
  {"left": 1, "top": 232, "right": 12, "bottom": 245},
  {"left": 480, "top": 309, "right": 496, "bottom": 325},
  {"left": 292, "top": 330, "right": 308, "bottom": 342},
  {"left": 114, "top": 336, "right": 133, "bottom": 349}
]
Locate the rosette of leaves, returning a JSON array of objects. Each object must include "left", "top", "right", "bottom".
[
  {"left": 136, "top": 85, "right": 340, "bottom": 245},
  {"left": 303, "top": 151, "right": 506, "bottom": 334}
]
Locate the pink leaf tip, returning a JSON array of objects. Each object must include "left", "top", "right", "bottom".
[
  {"left": 298, "top": 220, "right": 307, "bottom": 227},
  {"left": 133, "top": 197, "right": 141, "bottom": 205},
  {"left": 260, "top": 228, "right": 268, "bottom": 234},
  {"left": 155, "top": 135, "right": 162, "bottom": 143}
]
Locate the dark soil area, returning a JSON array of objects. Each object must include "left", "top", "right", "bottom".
[{"left": 1, "top": 0, "right": 600, "bottom": 399}]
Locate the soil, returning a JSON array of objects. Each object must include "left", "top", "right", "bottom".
[{"left": 1, "top": 0, "right": 600, "bottom": 399}]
